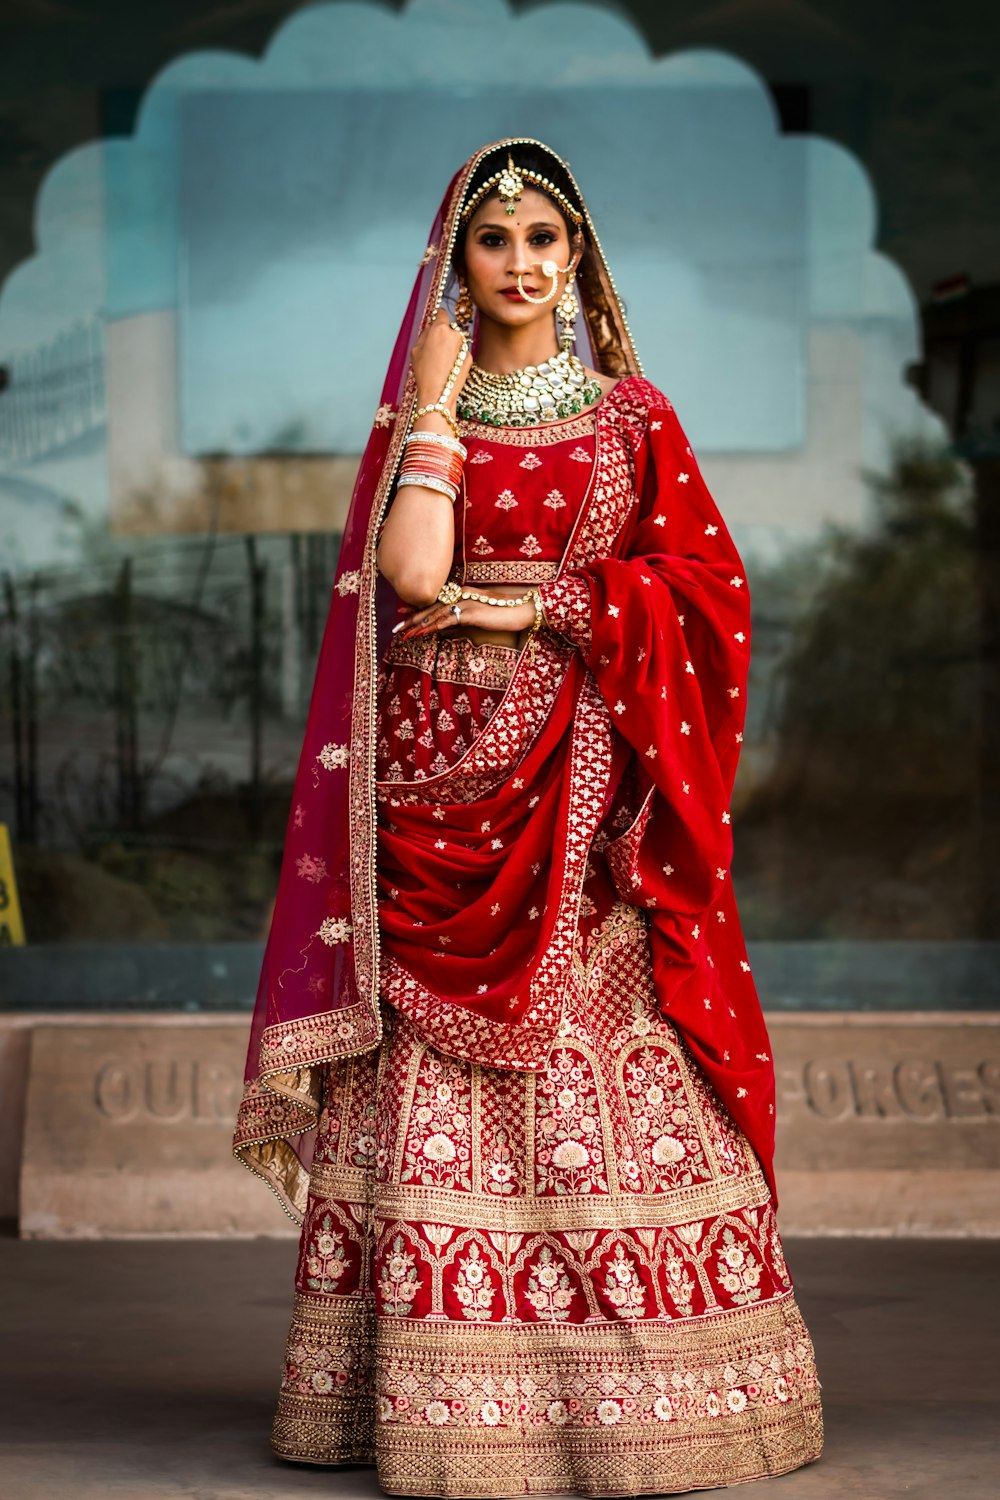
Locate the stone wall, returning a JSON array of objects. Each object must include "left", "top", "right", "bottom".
[{"left": 3, "top": 1012, "right": 997, "bottom": 1238}]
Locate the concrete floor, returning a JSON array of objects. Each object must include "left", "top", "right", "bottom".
[{"left": 1, "top": 1232, "right": 997, "bottom": 1500}]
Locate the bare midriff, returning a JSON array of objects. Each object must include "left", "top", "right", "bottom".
[{"left": 453, "top": 624, "right": 522, "bottom": 648}]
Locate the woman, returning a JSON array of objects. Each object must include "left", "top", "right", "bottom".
[{"left": 233, "top": 138, "right": 824, "bottom": 1495}]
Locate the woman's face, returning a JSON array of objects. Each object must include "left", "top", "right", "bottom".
[{"left": 461, "top": 185, "right": 580, "bottom": 330}]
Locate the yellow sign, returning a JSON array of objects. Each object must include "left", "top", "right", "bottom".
[{"left": 0, "top": 823, "right": 26, "bottom": 944}]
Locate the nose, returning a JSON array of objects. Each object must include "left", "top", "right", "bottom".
[{"left": 507, "top": 256, "right": 533, "bottom": 278}]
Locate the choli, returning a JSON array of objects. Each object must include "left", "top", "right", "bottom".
[{"left": 442, "top": 377, "right": 657, "bottom": 586}]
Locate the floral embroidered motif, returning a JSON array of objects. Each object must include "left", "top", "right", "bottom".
[
  {"left": 495, "top": 489, "right": 518, "bottom": 510},
  {"left": 519, "top": 451, "right": 542, "bottom": 470},
  {"left": 520, "top": 534, "right": 542, "bottom": 556},
  {"left": 295, "top": 853, "right": 328, "bottom": 883},
  {"left": 453, "top": 1241, "right": 498, "bottom": 1321},
  {"left": 304, "top": 1212, "right": 348, "bottom": 1293},
  {"left": 714, "top": 1226, "right": 764, "bottom": 1305},
  {"left": 377, "top": 1232, "right": 422, "bottom": 1315},
  {"left": 525, "top": 1244, "right": 576, "bottom": 1320},
  {"left": 664, "top": 1241, "right": 697, "bottom": 1315},
  {"left": 317, "top": 742, "right": 349, "bottom": 771},
  {"left": 400, "top": 1053, "right": 473, "bottom": 1190},
  {"left": 535, "top": 1048, "right": 609, "bottom": 1196},
  {"left": 602, "top": 1241, "right": 647, "bottom": 1319},
  {"left": 317, "top": 916, "right": 353, "bottom": 945},
  {"left": 618, "top": 1033, "right": 712, "bottom": 1191}
]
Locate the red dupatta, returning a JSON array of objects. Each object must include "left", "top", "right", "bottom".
[{"left": 233, "top": 139, "right": 778, "bottom": 1222}]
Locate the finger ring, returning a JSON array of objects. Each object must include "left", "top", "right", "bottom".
[{"left": 450, "top": 603, "right": 462, "bottom": 621}]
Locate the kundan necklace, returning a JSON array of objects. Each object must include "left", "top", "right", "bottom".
[{"left": 457, "top": 347, "right": 603, "bottom": 427}]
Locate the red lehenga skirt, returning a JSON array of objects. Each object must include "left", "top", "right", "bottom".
[{"left": 270, "top": 633, "right": 824, "bottom": 1496}]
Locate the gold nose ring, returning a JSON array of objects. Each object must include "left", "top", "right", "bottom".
[{"left": 515, "top": 258, "right": 572, "bottom": 305}]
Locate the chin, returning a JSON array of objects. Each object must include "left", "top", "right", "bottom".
[{"left": 490, "top": 299, "right": 549, "bottom": 326}]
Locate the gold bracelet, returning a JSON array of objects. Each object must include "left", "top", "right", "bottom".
[
  {"left": 460, "top": 587, "right": 536, "bottom": 608},
  {"left": 437, "top": 580, "right": 538, "bottom": 610},
  {"left": 413, "top": 402, "right": 460, "bottom": 438}
]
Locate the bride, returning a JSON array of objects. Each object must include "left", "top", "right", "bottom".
[{"left": 233, "top": 137, "right": 824, "bottom": 1496}]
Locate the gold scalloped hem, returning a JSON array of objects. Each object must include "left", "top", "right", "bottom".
[
  {"left": 232, "top": 1000, "right": 384, "bottom": 1224},
  {"left": 271, "top": 1294, "right": 823, "bottom": 1496}
]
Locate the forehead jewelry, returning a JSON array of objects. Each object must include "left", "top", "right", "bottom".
[{"left": 460, "top": 152, "right": 584, "bottom": 227}]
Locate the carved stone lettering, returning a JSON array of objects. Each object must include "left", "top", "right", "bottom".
[
  {"left": 94, "top": 1060, "right": 138, "bottom": 1122},
  {"left": 982, "top": 1061, "right": 1000, "bottom": 1112},
  {"left": 894, "top": 1060, "right": 944, "bottom": 1120},
  {"left": 938, "top": 1064, "right": 988, "bottom": 1119},
  {"left": 784, "top": 1056, "right": 999, "bottom": 1123},
  {"left": 93, "top": 1057, "right": 240, "bottom": 1125},
  {"left": 144, "top": 1060, "right": 188, "bottom": 1122},
  {"left": 802, "top": 1060, "right": 852, "bottom": 1120},
  {"left": 21, "top": 1023, "right": 293, "bottom": 1237}
]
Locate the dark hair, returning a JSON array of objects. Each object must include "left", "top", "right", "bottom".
[{"left": 451, "top": 143, "right": 589, "bottom": 273}]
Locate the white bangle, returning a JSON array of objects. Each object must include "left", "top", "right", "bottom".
[{"left": 396, "top": 472, "right": 458, "bottom": 503}]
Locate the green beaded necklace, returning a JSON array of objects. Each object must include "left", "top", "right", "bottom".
[{"left": 457, "top": 347, "right": 603, "bottom": 428}]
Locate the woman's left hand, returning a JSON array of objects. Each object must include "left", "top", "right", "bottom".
[{"left": 394, "top": 587, "right": 538, "bottom": 639}]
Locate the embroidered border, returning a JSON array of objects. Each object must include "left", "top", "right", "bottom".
[
  {"left": 385, "top": 632, "right": 521, "bottom": 689},
  {"left": 461, "top": 558, "right": 562, "bottom": 582},
  {"left": 309, "top": 1162, "right": 770, "bottom": 1233},
  {"left": 272, "top": 1293, "right": 823, "bottom": 1490},
  {"left": 233, "top": 997, "right": 384, "bottom": 1222},
  {"left": 458, "top": 411, "right": 598, "bottom": 446}
]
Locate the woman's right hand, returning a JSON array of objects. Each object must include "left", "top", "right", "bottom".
[{"left": 410, "top": 308, "right": 471, "bottom": 409}]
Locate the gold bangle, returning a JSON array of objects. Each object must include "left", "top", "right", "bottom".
[{"left": 413, "top": 402, "right": 460, "bottom": 438}]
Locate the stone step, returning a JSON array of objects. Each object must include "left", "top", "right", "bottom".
[{"left": 3, "top": 1011, "right": 998, "bottom": 1238}]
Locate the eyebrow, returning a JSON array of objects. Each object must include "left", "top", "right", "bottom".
[{"left": 473, "top": 220, "right": 561, "bottom": 232}]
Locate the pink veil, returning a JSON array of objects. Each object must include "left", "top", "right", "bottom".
[{"left": 233, "top": 139, "right": 642, "bottom": 1222}]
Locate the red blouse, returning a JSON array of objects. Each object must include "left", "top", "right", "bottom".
[{"left": 451, "top": 422, "right": 596, "bottom": 585}]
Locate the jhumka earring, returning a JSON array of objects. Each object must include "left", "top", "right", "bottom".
[
  {"left": 556, "top": 273, "right": 579, "bottom": 352},
  {"left": 453, "top": 278, "right": 474, "bottom": 334}
]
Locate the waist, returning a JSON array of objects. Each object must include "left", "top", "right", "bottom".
[{"left": 384, "top": 629, "right": 522, "bottom": 687}]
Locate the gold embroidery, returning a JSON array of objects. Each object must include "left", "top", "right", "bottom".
[
  {"left": 384, "top": 632, "right": 520, "bottom": 689},
  {"left": 268, "top": 900, "right": 823, "bottom": 1490},
  {"left": 273, "top": 1294, "right": 822, "bottom": 1485},
  {"left": 458, "top": 411, "right": 597, "bottom": 446},
  {"left": 459, "top": 558, "right": 562, "bottom": 582}
]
